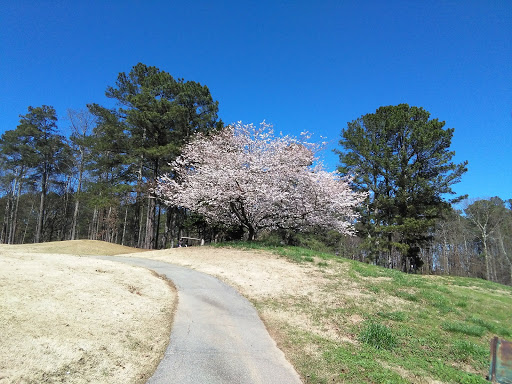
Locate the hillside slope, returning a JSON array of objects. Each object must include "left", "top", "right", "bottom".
[
  {"left": 127, "top": 245, "right": 512, "bottom": 384},
  {"left": 1, "top": 239, "right": 146, "bottom": 256},
  {"left": 0, "top": 241, "right": 174, "bottom": 384},
  {"left": 1, "top": 240, "right": 510, "bottom": 383}
]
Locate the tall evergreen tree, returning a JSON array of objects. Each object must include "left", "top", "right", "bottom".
[
  {"left": 85, "top": 105, "right": 130, "bottom": 243},
  {"left": 0, "top": 129, "right": 32, "bottom": 243},
  {"left": 336, "top": 104, "right": 467, "bottom": 272},
  {"left": 5, "top": 106, "right": 71, "bottom": 243},
  {"left": 90, "top": 63, "right": 222, "bottom": 248}
]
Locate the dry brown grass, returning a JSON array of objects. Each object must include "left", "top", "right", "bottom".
[
  {"left": 0, "top": 241, "right": 176, "bottom": 384},
  {"left": 121, "top": 247, "right": 371, "bottom": 346},
  {"left": 118, "top": 247, "right": 428, "bottom": 383},
  {"left": 4, "top": 239, "right": 148, "bottom": 256}
]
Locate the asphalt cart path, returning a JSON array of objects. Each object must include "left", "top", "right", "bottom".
[{"left": 96, "top": 256, "right": 302, "bottom": 384}]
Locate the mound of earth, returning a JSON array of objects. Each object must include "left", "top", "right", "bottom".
[{"left": 0, "top": 239, "right": 146, "bottom": 256}]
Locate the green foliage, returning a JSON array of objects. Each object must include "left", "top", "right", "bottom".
[
  {"left": 81, "top": 63, "right": 224, "bottom": 248},
  {"left": 358, "top": 321, "right": 397, "bottom": 350},
  {"left": 336, "top": 104, "right": 468, "bottom": 271},
  {"left": 1, "top": 105, "right": 72, "bottom": 242},
  {"left": 100, "top": 62, "right": 222, "bottom": 176}
]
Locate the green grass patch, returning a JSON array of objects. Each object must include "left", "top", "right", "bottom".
[
  {"left": 377, "top": 311, "right": 408, "bottom": 322},
  {"left": 393, "top": 290, "right": 419, "bottom": 302},
  {"left": 351, "top": 263, "right": 383, "bottom": 278},
  {"left": 324, "top": 346, "right": 409, "bottom": 383},
  {"left": 216, "top": 240, "right": 334, "bottom": 263},
  {"left": 358, "top": 321, "right": 397, "bottom": 350},
  {"left": 419, "top": 290, "right": 454, "bottom": 313},
  {"left": 467, "top": 316, "right": 512, "bottom": 338},
  {"left": 368, "top": 285, "right": 381, "bottom": 293},
  {"left": 441, "top": 321, "right": 486, "bottom": 337},
  {"left": 450, "top": 340, "right": 488, "bottom": 363},
  {"left": 455, "top": 299, "right": 469, "bottom": 308},
  {"left": 215, "top": 242, "right": 511, "bottom": 383}
]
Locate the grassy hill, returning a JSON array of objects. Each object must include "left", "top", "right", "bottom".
[
  {"left": 217, "top": 242, "right": 511, "bottom": 384},
  {"left": 1, "top": 240, "right": 510, "bottom": 383}
]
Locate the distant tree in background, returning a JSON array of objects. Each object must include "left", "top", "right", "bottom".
[
  {"left": 68, "top": 109, "right": 95, "bottom": 240},
  {"left": 0, "top": 128, "right": 31, "bottom": 244},
  {"left": 1, "top": 106, "right": 71, "bottom": 243},
  {"left": 464, "top": 197, "right": 512, "bottom": 282},
  {"left": 84, "top": 104, "right": 131, "bottom": 243},
  {"left": 336, "top": 104, "right": 468, "bottom": 272},
  {"left": 157, "top": 122, "right": 366, "bottom": 240}
]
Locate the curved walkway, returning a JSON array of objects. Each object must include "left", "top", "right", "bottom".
[{"left": 96, "top": 256, "right": 302, "bottom": 384}]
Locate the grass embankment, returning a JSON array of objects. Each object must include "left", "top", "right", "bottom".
[
  {"left": 218, "top": 242, "right": 512, "bottom": 384},
  {"left": 2, "top": 240, "right": 510, "bottom": 383},
  {"left": 0, "top": 240, "right": 175, "bottom": 384}
]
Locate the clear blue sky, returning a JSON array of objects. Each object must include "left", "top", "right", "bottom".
[{"left": 1, "top": 1, "right": 510, "bottom": 201}]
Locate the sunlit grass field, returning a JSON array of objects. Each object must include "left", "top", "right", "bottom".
[{"left": 218, "top": 241, "right": 511, "bottom": 383}]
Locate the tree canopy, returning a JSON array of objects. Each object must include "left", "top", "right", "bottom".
[
  {"left": 336, "top": 104, "right": 468, "bottom": 272},
  {"left": 88, "top": 63, "right": 222, "bottom": 248},
  {"left": 157, "top": 122, "right": 366, "bottom": 240},
  {"left": 2, "top": 66, "right": 511, "bottom": 285},
  {"left": 1, "top": 105, "right": 71, "bottom": 243}
]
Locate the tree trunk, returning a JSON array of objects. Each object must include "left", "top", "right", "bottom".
[
  {"left": 71, "top": 152, "right": 84, "bottom": 240},
  {"left": 121, "top": 206, "right": 128, "bottom": 246},
  {"left": 1, "top": 189, "right": 11, "bottom": 244},
  {"left": 144, "top": 195, "right": 155, "bottom": 249},
  {"left": 163, "top": 206, "right": 176, "bottom": 249},
  {"left": 138, "top": 204, "right": 145, "bottom": 248},
  {"left": 247, "top": 225, "right": 256, "bottom": 241},
  {"left": 71, "top": 200, "right": 80, "bottom": 240},
  {"left": 136, "top": 129, "right": 146, "bottom": 248},
  {"left": 90, "top": 207, "right": 98, "bottom": 240},
  {"left": 155, "top": 203, "right": 161, "bottom": 249},
  {"left": 35, "top": 171, "right": 48, "bottom": 243},
  {"left": 483, "top": 233, "right": 491, "bottom": 281},
  {"left": 9, "top": 178, "right": 22, "bottom": 244},
  {"left": 144, "top": 161, "right": 159, "bottom": 249},
  {"left": 22, "top": 201, "right": 35, "bottom": 244}
]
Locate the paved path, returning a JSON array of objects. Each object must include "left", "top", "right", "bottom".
[{"left": 96, "top": 256, "right": 302, "bottom": 384}]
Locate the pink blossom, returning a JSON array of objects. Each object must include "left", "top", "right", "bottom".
[{"left": 156, "top": 122, "right": 366, "bottom": 240}]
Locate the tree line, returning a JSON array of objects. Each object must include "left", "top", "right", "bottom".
[
  {"left": 338, "top": 197, "right": 512, "bottom": 285},
  {"left": 1, "top": 63, "right": 222, "bottom": 249},
  {"left": 1, "top": 63, "right": 510, "bottom": 285}
]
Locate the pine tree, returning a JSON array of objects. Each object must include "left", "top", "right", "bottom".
[
  {"left": 90, "top": 63, "right": 222, "bottom": 248},
  {"left": 6, "top": 106, "right": 71, "bottom": 242},
  {"left": 336, "top": 104, "right": 467, "bottom": 272}
]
